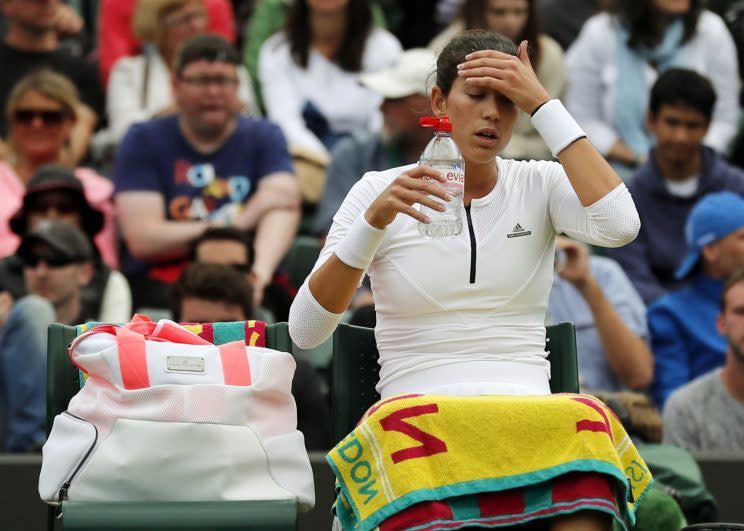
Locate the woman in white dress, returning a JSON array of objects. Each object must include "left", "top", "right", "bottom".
[
  {"left": 258, "top": 0, "right": 402, "bottom": 158},
  {"left": 290, "top": 29, "right": 642, "bottom": 531}
]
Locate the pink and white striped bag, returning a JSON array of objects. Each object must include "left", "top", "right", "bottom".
[{"left": 38, "top": 316, "right": 314, "bottom": 509}]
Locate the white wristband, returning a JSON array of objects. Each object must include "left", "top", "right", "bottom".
[
  {"left": 530, "top": 99, "right": 586, "bottom": 158},
  {"left": 334, "top": 214, "right": 386, "bottom": 270}
]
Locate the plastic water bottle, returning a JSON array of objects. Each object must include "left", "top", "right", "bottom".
[{"left": 417, "top": 115, "right": 465, "bottom": 239}]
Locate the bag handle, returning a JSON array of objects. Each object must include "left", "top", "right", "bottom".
[
  {"left": 72, "top": 316, "right": 252, "bottom": 388},
  {"left": 218, "top": 341, "right": 252, "bottom": 386},
  {"left": 115, "top": 326, "right": 150, "bottom": 390}
]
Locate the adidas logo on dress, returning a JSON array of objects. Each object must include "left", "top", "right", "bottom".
[{"left": 507, "top": 223, "right": 531, "bottom": 238}]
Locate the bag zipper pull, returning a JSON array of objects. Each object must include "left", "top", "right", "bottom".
[{"left": 59, "top": 481, "right": 71, "bottom": 502}]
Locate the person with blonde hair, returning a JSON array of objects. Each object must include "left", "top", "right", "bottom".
[
  {"left": 106, "top": 0, "right": 258, "bottom": 143},
  {"left": 97, "top": 0, "right": 235, "bottom": 86},
  {"left": 0, "top": 70, "right": 117, "bottom": 268}
]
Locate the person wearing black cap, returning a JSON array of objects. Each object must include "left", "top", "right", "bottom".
[
  {"left": 0, "top": 165, "right": 131, "bottom": 323},
  {"left": 1, "top": 163, "right": 117, "bottom": 267},
  {"left": 15, "top": 220, "right": 95, "bottom": 323},
  {"left": 9, "top": 164, "right": 105, "bottom": 248},
  {"left": 0, "top": 220, "right": 94, "bottom": 452}
]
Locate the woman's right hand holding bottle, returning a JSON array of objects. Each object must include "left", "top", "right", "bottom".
[{"left": 364, "top": 166, "right": 452, "bottom": 229}]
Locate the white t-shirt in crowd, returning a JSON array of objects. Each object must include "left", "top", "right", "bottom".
[{"left": 258, "top": 28, "right": 402, "bottom": 156}]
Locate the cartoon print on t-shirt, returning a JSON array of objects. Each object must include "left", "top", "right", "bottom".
[{"left": 168, "top": 160, "right": 252, "bottom": 223}]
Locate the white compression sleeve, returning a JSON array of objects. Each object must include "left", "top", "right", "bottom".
[{"left": 582, "top": 182, "right": 640, "bottom": 247}]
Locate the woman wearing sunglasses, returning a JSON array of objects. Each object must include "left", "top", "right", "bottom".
[{"left": 0, "top": 70, "right": 117, "bottom": 268}]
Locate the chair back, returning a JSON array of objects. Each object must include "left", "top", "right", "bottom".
[
  {"left": 46, "top": 324, "right": 80, "bottom": 433},
  {"left": 545, "top": 322, "right": 579, "bottom": 394},
  {"left": 284, "top": 236, "right": 321, "bottom": 289},
  {"left": 331, "top": 322, "right": 578, "bottom": 442}
]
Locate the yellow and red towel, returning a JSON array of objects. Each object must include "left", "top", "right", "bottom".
[{"left": 327, "top": 393, "right": 653, "bottom": 531}]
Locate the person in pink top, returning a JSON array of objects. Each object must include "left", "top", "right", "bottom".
[
  {"left": 97, "top": 0, "right": 236, "bottom": 86},
  {"left": 0, "top": 70, "right": 117, "bottom": 268}
]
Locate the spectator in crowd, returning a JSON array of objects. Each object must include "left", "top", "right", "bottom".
[
  {"left": 106, "top": 0, "right": 258, "bottom": 144},
  {"left": 171, "top": 262, "right": 332, "bottom": 449},
  {"left": 539, "top": 0, "right": 615, "bottom": 50},
  {"left": 0, "top": 220, "right": 95, "bottom": 452},
  {"left": 97, "top": 0, "right": 236, "bottom": 86},
  {"left": 192, "top": 226, "right": 254, "bottom": 269},
  {"left": 648, "top": 191, "right": 744, "bottom": 408},
  {"left": 258, "top": 0, "right": 402, "bottom": 158},
  {"left": 548, "top": 237, "right": 653, "bottom": 392},
  {"left": 0, "top": 70, "right": 117, "bottom": 267},
  {"left": 191, "top": 227, "right": 294, "bottom": 322},
  {"left": 0, "top": 0, "right": 104, "bottom": 140},
  {"left": 565, "top": 0, "right": 739, "bottom": 177},
  {"left": 429, "top": 0, "right": 564, "bottom": 161},
  {"left": 607, "top": 69, "right": 744, "bottom": 305},
  {"left": 242, "top": 0, "right": 388, "bottom": 111},
  {"left": 40, "top": 1, "right": 87, "bottom": 57},
  {"left": 171, "top": 261, "right": 253, "bottom": 324},
  {"left": 313, "top": 48, "right": 437, "bottom": 236},
  {"left": 114, "top": 34, "right": 300, "bottom": 312},
  {"left": 0, "top": 166, "right": 131, "bottom": 324},
  {"left": 663, "top": 267, "right": 744, "bottom": 451}
]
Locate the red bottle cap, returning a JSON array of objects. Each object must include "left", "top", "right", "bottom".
[{"left": 419, "top": 115, "right": 452, "bottom": 132}]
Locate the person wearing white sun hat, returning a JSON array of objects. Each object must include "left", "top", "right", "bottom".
[{"left": 313, "top": 48, "right": 438, "bottom": 236}]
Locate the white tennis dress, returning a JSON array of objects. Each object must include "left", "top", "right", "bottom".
[{"left": 289, "top": 158, "right": 640, "bottom": 398}]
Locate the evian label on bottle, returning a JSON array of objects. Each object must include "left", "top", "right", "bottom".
[{"left": 421, "top": 167, "right": 465, "bottom": 193}]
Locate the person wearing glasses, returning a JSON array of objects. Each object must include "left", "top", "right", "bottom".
[
  {"left": 97, "top": 0, "right": 236, "bottom": 87},
  {"left": 0, "top": 70, "right": 117, "bottom": 267},
  {"left": 105, "top": 0, "right": 258, "bottom": 145},
  {"left": 0, "top": 219, "right": 95, "bottom": 452},
  {"left": 113, "top": 34, "right": 300, "bottom": 313}
]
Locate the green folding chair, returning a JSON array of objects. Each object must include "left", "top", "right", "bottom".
[
  {"left": 46, "top": 322, "right": 298, "bottom": 531},
  {"left": 284, "top": 236, "right": 322, "bottom": 290},
  {"left": 330, "top": 321, "right": 579, "bottom": 442}
]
